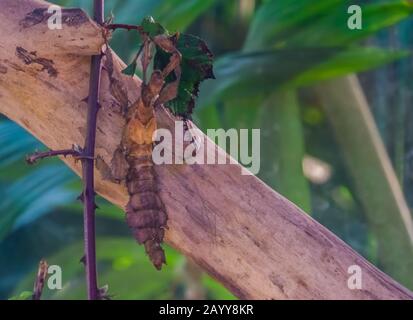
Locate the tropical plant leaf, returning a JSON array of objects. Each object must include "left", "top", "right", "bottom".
[
  {"left": 154, "top": 0, "right": 217, "bottom": 31},
  {"left": 8, "top": 291, "right": 33, "bottom": 300},
  {"left": 0, "top": 120, "right": 41, "bottom": 167},
  {"left": 290, "top": 47, "right": 410, "bottom": 87},
  {"left": 244, "top": 0, "right": 413, "bottom": 50},
  {"left": 54, "top": 0, "right": 216, "bottom": 32},
  {"left": 155, "top": 33, "right": 215, "bottom": 117},
  {"left": 121, "top": 61, "right": 138, "bottom": 76},
  {"left": 199, "top": 46, "right": 409, "bottom": 105},
  {"left": 13, "top": 237, "right": 232, "bottom": 300},
  {"left": 258, "top": 90, "right": 311, "bottom": 212},
  {"left": 244, "top": 0, "right": 341, "bottom": 50},
  {"left": 198, "top": 48, "right": 340, "bottom": 106},
  {"left": 286, "top": 0, "right": 413, "bottom": 47},
  {"left": 0, "top": 165, "right": 76, "bottom": 240},
  {"left": 141, "top": 16, "right": 169, "bottom": 37}
]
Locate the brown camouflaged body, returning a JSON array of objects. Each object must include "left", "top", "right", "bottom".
[{"left": 122, "top": 71, "right": 167, "bottom": 270}]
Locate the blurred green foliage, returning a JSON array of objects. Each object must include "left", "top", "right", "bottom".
[{"left": 1, "top": 0, "right": 413, "bottom": 299}]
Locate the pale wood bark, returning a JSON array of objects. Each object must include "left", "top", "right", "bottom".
[{"left": 0, "top": 0, "right": 412, "bottom": 299}]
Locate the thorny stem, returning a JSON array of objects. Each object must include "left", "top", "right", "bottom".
[
  {"left": 26, "top": 148, "right": 81, "bottom": 165},
  {"left": 81, "top": 0, "right": 104, "bottom": 300},
  {"left": 106, "top": 23, "right": 143, "bottom": 32}
]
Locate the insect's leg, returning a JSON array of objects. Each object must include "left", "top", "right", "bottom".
[
  {"left": 141, "top": 37, "right": 153, "bottom": 84},
  {"left": 156, "top": 63, "right": 181, "bottom": 106},
  {"left": 152, "top": 35, "right": 182, "bottom": 105},
  {"left": 110, "top": 145, "right": 129, "bottom": 183},
  {"left": 160, "top": 50, "right": 181, "bottom": 79},
  {"left": 152, "top": 35, "right": 182, "bottom": 75}
]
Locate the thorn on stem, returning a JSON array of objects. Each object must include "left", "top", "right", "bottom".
[
  {"left": 105, "top": 23, "right": 144, "bottom": 33},
  {"left": 98, "top": 285, "right": 111, "bottom": 300},
  {"left": 77, "top": 193, "right": 85, "bottom": 203},
  {"left": 26, "top": 148, "right": 81, "bottom": 165}
]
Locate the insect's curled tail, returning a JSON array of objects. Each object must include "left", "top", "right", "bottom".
[{"left": 125, "top": 152, "right": 167, "bottom": 270}]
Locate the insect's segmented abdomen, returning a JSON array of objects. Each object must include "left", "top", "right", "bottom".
[
  {"left": 125, "top": 145, "right": 167, "bottom": 270},
  {"left": 122, "top": 72, "right": 168, "bottom": 270}
]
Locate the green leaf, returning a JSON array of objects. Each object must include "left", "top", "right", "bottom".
[
  {"left": 198, "top": 48, "right": 340, "bottom": 106},
  {"left": 258, "top": 90, "right": 311, "bottom": 213},
  {"left": 195, "top": 104, "right": 223, "bottom": 132},
  {"left": 203, "top": 276, "right": 235, "bottom": 300},
  {"left": 290, "top": 47, "right": 410, "bottom": 87},
  {"left": 12, "top": 237, "right": 230, "bottom": 300},
  {"left": 199, "top": 46, "right": 409, "bottom": 105},
  {"left": 0, "top": 120, "right": 76, "bottom": 239},
  {"left": 122, "top": 61, "right": 138, "bottom": 76},
  {"left": 286, "top": 1, "right": 413, "bottom": 47},
  {"left": 0, "top": 121, "right": 41, "bottom": 167},
  {"left": 0, "top": 165, "right": 76, "bottom": 240},
  {"left": 245, "top": 0, "right": 413, "bottom": 50},
  {"left": 155, "top": 33, "right": 215, "bottom": 116},
  {"left": 244, "top": 0, "right": 341, "bottom": 50},
  {"left": 154, "top": 0, "right": 217, "bottom": 31},
  {"left": 8, "top": 291, "right": 33, "bottom": 300},
  {"left": 141, "top": 16, "right": 169, "bottom": 37},
  {"left": 54, "top": 0, "right": 216, "bottom": 32},
  {"left": 12, "top": 237, "right": 176, "bottom": 299}
]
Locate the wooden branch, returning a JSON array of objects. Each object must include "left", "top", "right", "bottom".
[{"left": 0, "top": 0, "right": 412, "bottom": 299}]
